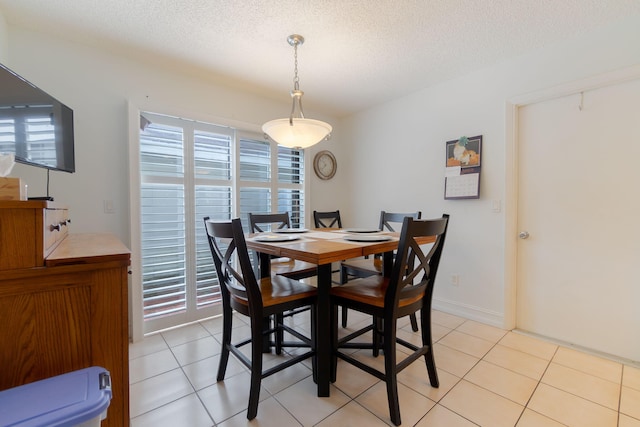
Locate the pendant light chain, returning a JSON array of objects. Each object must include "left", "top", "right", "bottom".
[
  {"left": 293, "top": 40, "right": 300, "bottom": 91},
  {"left": 290, "top": 37, "right": 305, "bottom": 120}
]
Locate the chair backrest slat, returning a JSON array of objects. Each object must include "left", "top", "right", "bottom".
[
  {"left": 204, "top": 217, "right": 263, "bottom": 313},
  {"left": 379, "top": 211, "right": 422, "bottom": 232},
  {"left": 248, "top": 212, "right": 290, "bottom": 233},
  {"left": 385, "top": 215, "right": 449, "bottom": 311},
  {"left": 313, "top": 210, "right": 342, "bottom": 228}
]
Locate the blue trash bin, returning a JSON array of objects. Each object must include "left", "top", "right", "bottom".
[{"left": 0, "top": 367, "right": 112, "bottom": 427}]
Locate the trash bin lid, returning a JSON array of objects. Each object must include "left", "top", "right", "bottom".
[{"left": 0, "top": 366, "right": 112, "bottom": 427}]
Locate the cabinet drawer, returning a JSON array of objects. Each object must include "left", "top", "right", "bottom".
[
  {"left": 0, "top": 201, "right": 69, "bottom": 270},
  {"left": 44, "top": 208, "right": 70, "bottom": 257}
]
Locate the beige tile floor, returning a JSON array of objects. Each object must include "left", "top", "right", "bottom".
[{"left": 129, "top": 309, "right": 640, "bottom": 426}]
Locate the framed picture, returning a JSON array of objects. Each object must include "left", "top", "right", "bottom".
[{"left": 444, "top": 135, "right": 482, "bottom": 199}]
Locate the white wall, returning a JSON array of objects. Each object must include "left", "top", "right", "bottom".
[
  {"left": 1, "top": 22, "right": 344, "bottom": 246},
  {"left": 341, "top": 14, "right": 640, "bottom": 327},
  {"left": 0, "top": 11, "right": 7, "bottom": 60},
  {"left": 3, "top": 8, "right": 640, "bottom": 332}
]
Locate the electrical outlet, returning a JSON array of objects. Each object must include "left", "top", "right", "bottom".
[
  {"left": 103, "top": 199, "right": 115, "bottom": 214},
  {"left": 450, "top": 274, "right": 459, "bottom": 286}
]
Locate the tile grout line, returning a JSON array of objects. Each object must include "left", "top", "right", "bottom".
[{"left": 130, "top": 312, "right": 635, "bottom": 426}]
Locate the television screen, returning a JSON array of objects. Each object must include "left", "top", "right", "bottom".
[{"left": 0, "top": 62, "right": 75, "bottom": 173}]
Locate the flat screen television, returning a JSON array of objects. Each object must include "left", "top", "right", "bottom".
[{"left": 0, "top": 62, "right": 75, "bottom": 173}]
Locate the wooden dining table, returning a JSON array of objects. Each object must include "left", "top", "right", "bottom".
[{"left": 245, "top": 228, "right": 435, "bottom": 397}]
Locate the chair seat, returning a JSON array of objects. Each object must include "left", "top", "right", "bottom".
[
  {"left": 230, "top": 274, "right": 317, "bottom": 308},
  {"left": 330, "top": 275, "right": 422, "bottom": 308},
  {"left": 270, "top": 258, "right": 318, "bottom": 278},
  {"left": 340, "top": 257, "right": 382, "bottom": 276},
  {"left": 339, "top": 211, "right": 421, "bottom": 330}
]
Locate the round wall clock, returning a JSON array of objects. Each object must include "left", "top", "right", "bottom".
[{"left": 313, "top": 150, "right": 337, "bottom": 180}]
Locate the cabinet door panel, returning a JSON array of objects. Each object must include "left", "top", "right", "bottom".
[
  {"left": 0, "top": 208, "right": 39, "bottom": 270},
  {"left": 0, "top": 285, "right": 91, "bottom": 388}
]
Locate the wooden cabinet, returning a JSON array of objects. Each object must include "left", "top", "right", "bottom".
[
  {"left": 0, "top": 201, "right": 130, "bottom": 427},
  {"left": 0, "top": 200, "right": 70, "bottom": 270}
]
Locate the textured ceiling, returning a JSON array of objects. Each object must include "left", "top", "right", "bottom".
[{"left": 1, "top": 0, "right": 639, "bottom": 117}]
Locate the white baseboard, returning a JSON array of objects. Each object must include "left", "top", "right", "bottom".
[
  {"left": 432, "top": 297, "right": 505, "bottom": 329},
  {"left": 513, "top": 329, "right": 640, "bottom": 367}
]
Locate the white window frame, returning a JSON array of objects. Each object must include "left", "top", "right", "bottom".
[{"left": 128, "top": 104, "right": 309, "bottom": 341}]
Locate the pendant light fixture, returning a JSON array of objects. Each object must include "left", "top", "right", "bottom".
[{"left": 262, "top": 34, "right": 332, "bottom": 149}]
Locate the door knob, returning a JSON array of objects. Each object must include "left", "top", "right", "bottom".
[{"left": 518, "top": 231, "right": 530, "bottom": 239}]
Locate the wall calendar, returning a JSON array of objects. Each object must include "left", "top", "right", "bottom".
[{"left": 444, "top": 135, "right": 482, "bottom": 199}]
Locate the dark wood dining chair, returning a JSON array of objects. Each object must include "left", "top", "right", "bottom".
[
  {"left": 313, "top": 210, "right": 342, "bottom": 229},
  {"left": 330, "top": 214, "right": 449, "bottom": 426},
  {"left": 204, "top": 217, "right": 317, "bottom": 420},
  {"left": 248, "top": 212, "right": 317, "bottom": 280},
  {"left": 339, "top": 210, "right": 422, "bottom": 330}
]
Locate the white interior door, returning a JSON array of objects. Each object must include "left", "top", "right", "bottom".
[{"left": 516, "top": 78, "right": 640, "bottom": 362}]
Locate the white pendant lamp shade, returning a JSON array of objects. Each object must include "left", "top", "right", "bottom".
[
  {"left": 262, "top": 118, "right": 332, "bottom": 149},
  {"left": 263, "top": 34, "right": 332, "bottom": 149}
]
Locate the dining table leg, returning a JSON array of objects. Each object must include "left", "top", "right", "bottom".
[
  {"left": 382, "top": 250, "right": 394, "bottom": 277},
  {"left": 316, "top": 263, "right": 332, "bottom": 397}
]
